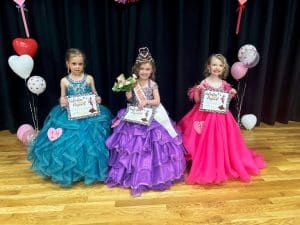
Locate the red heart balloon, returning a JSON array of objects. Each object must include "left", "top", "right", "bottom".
[{"left": 12, "top": 38, "right": 38, "bottom": 57}]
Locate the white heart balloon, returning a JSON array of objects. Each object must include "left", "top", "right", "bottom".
[
  {"left": 8, "top": 54, "right": 34, "bottom": 79},
  {"left": 241, "top": 114, "right": 257, "bottom": 130}
]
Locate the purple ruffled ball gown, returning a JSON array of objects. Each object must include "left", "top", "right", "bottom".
[{"left": 105, "top": 80, "right": 186, "bottom": 196}]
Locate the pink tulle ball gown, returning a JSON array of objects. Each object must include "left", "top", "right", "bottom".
[{"left": 177, "top": 80, "right": 265, "bottom": 184}]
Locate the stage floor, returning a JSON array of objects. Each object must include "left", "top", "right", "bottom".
[{"left": 0, "top": 122, "right": 299, "bottom": 225}]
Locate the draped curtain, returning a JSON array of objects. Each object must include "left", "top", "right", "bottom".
[{"left": 0, "top": 0, "right": 299, "bottom": 132}]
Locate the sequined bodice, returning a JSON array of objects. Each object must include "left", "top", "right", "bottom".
[
  {"left": 132, "top": 80, "right": 157, "bottom": 105},
  {"left": 66, "top": 74, "right": 91, "bottom": 96}
]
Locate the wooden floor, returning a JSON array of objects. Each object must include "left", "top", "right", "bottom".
[{"left": 0, "top": 122, "right": 300, "bottom": 225}]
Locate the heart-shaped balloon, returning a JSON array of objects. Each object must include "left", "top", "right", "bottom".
[
  {"left": 241, "top": 114, "right": 257, "bottom": 130},
  {"left": 13, "top": 0, "right": 25, "bottom": 6},
  {"left": 12, "top": 38, "right": 38, "bottom": 57},
  {"left": 238, "top": 0, "right": 247, "bottom": 5},
  {"left": 47, "top": 128, "right": 63, "bottom": 142},
  {"left": 8, "top": 55, "right": 34, "bottom": 79}
]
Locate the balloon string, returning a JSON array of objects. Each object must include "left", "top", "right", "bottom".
[
  {"left": 24, "top": 79, "right": 37, "bottom": 130},
  {"left": 237, "top": 73, "right": 249, "bottom": 126},
  {"left": 236, "top": 3, "right": 245, "bottom": 35},
  {"left": 236, "top": 81, "right": 241, "bottom": 126},
  {"left": 31, "top": 93, "right": 39, "bottom": 131},
  {"left": 17, "top": 5, "right": 30, "bottom": 38}
]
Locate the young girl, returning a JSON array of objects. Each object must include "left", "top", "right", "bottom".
[
  {"left": 177, "top": 54, "right": 265, "bottom": 184},
  {"left": 28, "top": 48, "right": 112, "bottom": 187},
  {"left": 105, "top": 47, "right": 186, "bottom": 196}
]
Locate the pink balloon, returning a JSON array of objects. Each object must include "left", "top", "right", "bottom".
[
  {"left": 17, "top": 124, "right": 34, "bottom": 141},
  {"left": 231, "top": 62, "right": 248, "bottom": 80},
  {"left": 21, "top": 129, "right": 36, "bottom": 145}
]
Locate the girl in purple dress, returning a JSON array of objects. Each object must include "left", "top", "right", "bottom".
[{"left": 105, "top": 47, "right": 186, "bottom": 196}]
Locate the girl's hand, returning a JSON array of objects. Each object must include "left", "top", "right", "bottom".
[
  {"left": 196, "top": 83, "right": 205, "bottom": 90},
  {"left": 60, "top": 97, "right": 68, "bottom": 107},
  {"left": 126, "top": 91, "right": 133, "bottom": 101},
  {"left": 96, "top": 96, "right": 101, "bottom": 104},
  {"left": 138, "top": 100, "right": 148, "bottom": 109},
  {"left": 229, "top": 88, "right": 237, "bottom": 98}
]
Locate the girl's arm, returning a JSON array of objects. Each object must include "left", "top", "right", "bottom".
[
  {"left": 193, "top": 81, "right": 205, "bottom": 103},
  {"left": 125, "top": 91, "right": 133, "bottom": 102},
  {"left": 223, "top": 80, "right": 237, "bottom": 99},
  {"left": 60, "top": 78, "right": 68, "bottom": 107},
  {"left": 88, "top": 75, "right": 102, "bottom": 104},
  {"left": 229, "top": 88, "right": 237, "bottom": 98},
  {"left": 138, "top": 83, "right": 160, "bottom": 108}
]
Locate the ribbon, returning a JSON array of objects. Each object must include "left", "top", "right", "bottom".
[
  {"left": 14, "top": 1, "right": 30, "bottom": 37},
  {"left": 236, "top": 3, "right": 246, "bottom": 35},
  {"left": 154, "top": 104, "right": 178, "bottom": 138}
]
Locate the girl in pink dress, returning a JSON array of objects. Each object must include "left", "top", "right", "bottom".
[{"left": 177, "top": 54, "right": 265, "bottom": 184}]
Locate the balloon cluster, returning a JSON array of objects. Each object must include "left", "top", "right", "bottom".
[
  {"left": 8, "top": 0, "right": 46, "bottom": 139},
  {"left": 231, "top": 44, "right": 260, "bottom": 80},
  {"left": 8, "top": 47, "right": 46, "bottom": 95},
  {"left": 231, "top": 44, "right": 260, "bottom": 130}
]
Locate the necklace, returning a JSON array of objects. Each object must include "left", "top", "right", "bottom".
[{"left": 69, "top": 73, "right": 84, "bottom": 82}]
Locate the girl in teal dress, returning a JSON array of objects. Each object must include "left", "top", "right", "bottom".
[{"left": 28, "top": 48, "right": 112, "bottom": 187}]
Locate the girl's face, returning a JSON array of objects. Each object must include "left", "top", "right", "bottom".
[
  {"left": 208, "top": 57, "right": 224, "bottom": 77},
  {"left": 66, "top": 55, "right": 84, "bottom": 76},
  {"left": 138, "top": 62, "right": 153, "bottom": 80}
]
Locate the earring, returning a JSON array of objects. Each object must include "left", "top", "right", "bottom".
[{"left": 67, "top": 66, "right": 70, "bottom": 74}]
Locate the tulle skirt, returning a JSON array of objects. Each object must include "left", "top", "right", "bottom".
[
  {"left": 177, "top": 104, "right": 265, "bottom": 184},
  {"left": 28, "top": 104, "right": 112, "bottom": 187},
  {"left": 105, "top": 109, "right": 186, "bottom": 196}
]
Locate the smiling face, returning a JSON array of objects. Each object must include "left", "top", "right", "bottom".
[
  {"left": 66, "top": 55, "right": 84, "bottom": 76},
  {"left": 207, "top": 56, "right": 225, "bottom": 77},
  {"left": 137, "top": 62, "right": 153, "bottom": 81}
]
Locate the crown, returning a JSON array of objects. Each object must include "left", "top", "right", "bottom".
[{"left": 135, "top": 47, "right": 154, "bottom": 63}]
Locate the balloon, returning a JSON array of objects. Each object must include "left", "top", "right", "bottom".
[
  {"left": 21, "top": 129, "right": 37, "bottom": 145},
  {"left": 27, "top": 76, "right": 46, "bottom": 95},
  {"left": 245, "top": 52, "right": 260, "bottom": 68},
  {"left": 231, "top": 62, "right": 248, "bottom": 80},
  {"left": 8, "top": 55, "right": 34, "bottom": 79},
  {"left": 238, "top": 44, "right": 259, "bottom": 68},
  {"left": 12, "top": 38, "right": 38, "bottom": 57},
  {"left": 17, "top": 124, "right": 34, "bottom": 141},
  {"left": 241, "top": 114, "right": 257, "bottom": 130},
  {"left": 13, "top": 0, "right": 26, "bottom": 6}
]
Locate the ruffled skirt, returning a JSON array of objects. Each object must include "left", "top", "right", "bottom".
[
  {"left": 105, "top": 109, "right": 186, "bottom": 196},
  {"left": 27, "top": 105, "right": 112, "bottom": 187}
]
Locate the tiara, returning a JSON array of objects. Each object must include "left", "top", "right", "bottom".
[{"left": 135, "top": 47, "right": 154, "bottom": 63}]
